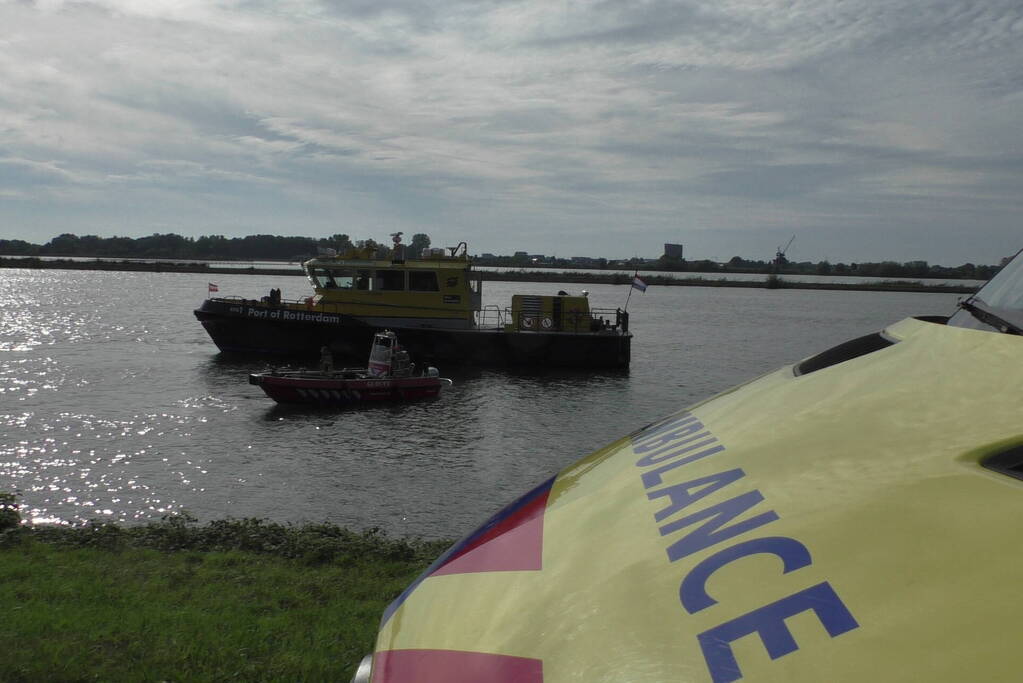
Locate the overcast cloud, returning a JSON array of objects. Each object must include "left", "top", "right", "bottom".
[{"left": 1, "top": 0, "right": 1021, "bottom": 264}]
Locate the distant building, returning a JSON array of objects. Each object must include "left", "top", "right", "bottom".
[{"left": 663, "top": 243, "right": 684, "bottom": 260}]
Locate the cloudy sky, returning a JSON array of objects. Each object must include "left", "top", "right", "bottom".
[{"left": 2, "top": 0, "right": 1021, "bottom": 264}]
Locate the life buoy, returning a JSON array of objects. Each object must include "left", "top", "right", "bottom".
[
  {"left": 541, "top": 317, "right": 553, "bottom": 329},
  {"left": 521, "top": 315, "right": 535, "bottom": 329}
]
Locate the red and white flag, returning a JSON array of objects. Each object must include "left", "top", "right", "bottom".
[{"left": 208, "top": 282, "right": 219, "bottom": 294}]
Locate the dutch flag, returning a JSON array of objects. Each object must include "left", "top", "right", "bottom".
[{"left": 632, "top": 276, "right": 647, "bottom": 292}]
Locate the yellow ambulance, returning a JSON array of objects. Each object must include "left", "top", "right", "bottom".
[{"left": 353, "top": 249, "right": 1023, "bottom": 683}]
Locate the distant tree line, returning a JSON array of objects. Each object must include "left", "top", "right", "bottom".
[
  {"left": 0, "top": 232, "right": 433, "bottom": 262},
  {"left": 0, "top": 232, "right": 999, "bottom": 279},
  {"left": 472, "top": 251, "right": 999, "bottom": 280},
  {"left": 714, "top": 255, "right": 999, "bottom": 281}
]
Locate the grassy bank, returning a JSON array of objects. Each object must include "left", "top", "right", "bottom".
[{"left": 0, "top": 501, "right": 449, "bottom": 682}]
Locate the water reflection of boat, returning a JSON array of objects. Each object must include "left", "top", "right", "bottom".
[
  {"left": 248, "top": 330, "right": 451, "bottom": 406},
  {"left": 195, "top": 235, "right": 631, "bottom": 368}
]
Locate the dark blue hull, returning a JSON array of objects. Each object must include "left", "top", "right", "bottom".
[{"left": 195, "top": 299, "right": 631, "bottom": 369}]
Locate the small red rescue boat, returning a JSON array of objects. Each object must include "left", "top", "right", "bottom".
[{"left": 249, "top": 330, "right": 451, "bottom": 405}]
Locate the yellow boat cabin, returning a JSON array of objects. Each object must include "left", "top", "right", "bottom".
[{"left": 304, "top": 242, "right": 481, "bottom": 329}]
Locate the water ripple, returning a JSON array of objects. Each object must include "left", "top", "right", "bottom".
[{"left": 0, "top": 268, "right": 962, "bottom": 535}]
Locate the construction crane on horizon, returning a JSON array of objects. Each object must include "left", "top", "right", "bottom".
[{"left": 773, "top": 235, "right": 796, "bottom": 273}]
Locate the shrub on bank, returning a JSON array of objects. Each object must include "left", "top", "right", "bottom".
[{"left": 0, "top": 492, "right": 19, "bottom": 534}]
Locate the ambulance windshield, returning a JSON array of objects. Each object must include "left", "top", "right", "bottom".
[{"left": 948, "top": 249, "right": 1023, "bottom": 334}]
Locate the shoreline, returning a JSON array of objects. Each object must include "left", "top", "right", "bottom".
[
  {"left": 0, "top": 256, "right": 979, "bottom": 294},
  {"left": 0, "top": 504, "right": 446, "bottom": 681}
]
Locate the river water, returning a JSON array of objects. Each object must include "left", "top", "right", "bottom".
[{"left": 0, "top": 268, "right": 963, "bottom": 539}]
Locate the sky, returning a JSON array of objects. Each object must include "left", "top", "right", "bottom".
[{"left": 1, "top": 0, "right": 1021, "bottom": 265}]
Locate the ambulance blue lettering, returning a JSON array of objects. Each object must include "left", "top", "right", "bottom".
[
  {"left": 679, "top": 536, "right": 812, "bottom": 614},
  {"left": 641, "top": 444, "right": 726, "bottom": 488},
  {"left": 634, "top": 421, "right": 707, "bottom": 453},
  {"left": 633, "top": 413, "right": 694, "bottom": 442},
  {"left": 697, "top": 582, "right": 859, "bottom": 683},
  {"left": 648, "top": 469, "right": 746, "bottom": 523},
  {"left": 636, "top": 433, "right": 715, "bottom": 466},
  {"left": 660, "top": 490, "right": 779, "bottom": 562},
  {"left": 633, "top": 416, "right": 858, "bottom": 682}
]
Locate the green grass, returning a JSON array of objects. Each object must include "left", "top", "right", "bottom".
[{"left": 0, "top": 508, "right": 449, "bottom": 682}]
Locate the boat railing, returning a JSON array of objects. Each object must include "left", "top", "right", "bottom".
[
  {"left": 296, "top": 295, "right": 478, "bottom": 317},
  {"left": 213, "top": 294, "right": 628, "bottom": 333},
  {"left": 476, "top": 305, "right": 506, "bottom": 328},
  {"left": 477, "top": 306, "right": 628, "bottom": 334},
  {"left": 213, "top": 294, "right": 330, "bottom": 309},
  {"left": 214, "top": 295, "right": 412, "bottom": 316}
]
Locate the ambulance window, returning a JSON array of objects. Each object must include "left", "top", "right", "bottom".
[
  {"left": 409, "top": 271, "right": 439, "bottom": 292},
  {"left": 375, "top": 270, "right": 405, "bottom": 291},
  {"left": 948, "top": 248, "right": 1023, "bottom": 334},
  {"left": 972, "top": 252, "right": 1023, "bottom": 312}
]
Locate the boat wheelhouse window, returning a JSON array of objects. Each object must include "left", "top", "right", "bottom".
[
  {"left": 356, "top": 270, "right": 372, "bottom": 290},
  {"left": 375, "top": 269, "right": 405, "bottom": 291},
  {"left": 311, "top": 267, "right": 355, "bottom": 289},
  {"left": 327, "top": 270, "right": 355, "bottom": 289},
  {"left": 310, "top": 268, "right": 333, "bottom": 289},
  {"left": 409, "top": 271, "right": 439, "bottom": 292}
]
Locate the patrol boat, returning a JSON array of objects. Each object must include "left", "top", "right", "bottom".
[
  {"left": 194, "top": 235, "right": 631, "bottom": 368},
  {"left": 248, "top": 330, "right": 450, "bottom": 405}
]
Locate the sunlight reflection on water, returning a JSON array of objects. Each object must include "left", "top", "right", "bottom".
[{"left": 0, "top": 268, "right": 963, "bottom": 537}]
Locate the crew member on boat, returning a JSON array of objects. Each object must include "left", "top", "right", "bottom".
[{"left": 319, "top": 345, "right": 334, "bottom": 373}]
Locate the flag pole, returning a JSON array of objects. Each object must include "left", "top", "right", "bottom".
[{"left": 624, "top": 271, "right": 636, "bottom": 312}]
